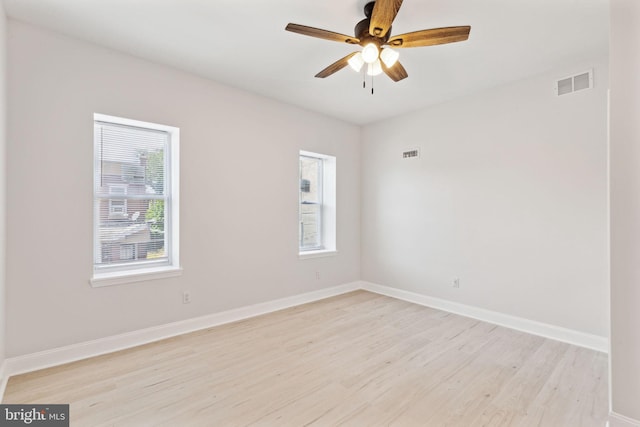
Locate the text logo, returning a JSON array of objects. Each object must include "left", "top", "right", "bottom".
[{"left": 0, "top": 405, "right": 69, "bottom": 426}]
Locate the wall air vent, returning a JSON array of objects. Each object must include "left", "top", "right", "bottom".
[
  {"left": 402, "top": 148, "right": 420, "bottom": 159},
  {"left": 555, "top": 69, "right": 593, "bottom": 96}
]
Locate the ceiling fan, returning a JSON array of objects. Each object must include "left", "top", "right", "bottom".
[{"left": 285, "top": 0, "right": 471, "bottom": 83}]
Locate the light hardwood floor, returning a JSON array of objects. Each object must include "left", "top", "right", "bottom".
[{"left": 3, "top": 291, "right": 608, "bottom": 426}]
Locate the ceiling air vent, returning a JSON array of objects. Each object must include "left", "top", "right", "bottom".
[
  {"left": 402, "top": 148, "right": 420, "bottom": 159},
  {"left": 555, "top": 69, "right": 593, "bottom": 96}
]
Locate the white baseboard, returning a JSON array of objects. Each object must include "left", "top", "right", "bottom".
[
  {"left": 0, "top": 279, "right": 608, "bottom": 404},
  {"left": 361, "top": 281, "right": 608, "bottom": 353},
  {"left": 2, "top": 282, "right": 362, "bottom": 382},
  {"left": 609, "top": 412, "right": 640, "bottom": 427}
]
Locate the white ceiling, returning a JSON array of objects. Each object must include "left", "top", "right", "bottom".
[{"left": 3, "top": 0, "right": 609, "bottom": 125}]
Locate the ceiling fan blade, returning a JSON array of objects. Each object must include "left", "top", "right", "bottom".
[
  {"left": 315, "top": 52, "right": 358, "bottom": 78},
  {"left": 388, "top": 26, "right": 471, "bottom": 48},
  {"left": 381, "top": 60, "right": 408, "bottom": 82},
  {"left": 369, "top": 0, "right": 403, "bottom": 38},
  {"left": 285, "top": 23, "right": 360, "bottom": 44}
]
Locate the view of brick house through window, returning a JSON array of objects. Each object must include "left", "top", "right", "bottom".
[{"left": 93, "top": 114, "right": 180, "bottom": 280}]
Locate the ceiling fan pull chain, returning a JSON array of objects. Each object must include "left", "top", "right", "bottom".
[
  {"left": 371, "top": 74, "right": 374, "bottom": 95},
  {"left": 363, "top": 67, "right": 366, "bottom": 89}
]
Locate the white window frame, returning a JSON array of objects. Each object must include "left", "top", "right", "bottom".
[
  {"left": 91, "top": 114, "right": 181, "bottom": 287},
  {"left": 299, "top": 150, "right": 337, "bottom": 259}
]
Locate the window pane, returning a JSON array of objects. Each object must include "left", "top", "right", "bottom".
[
  {"left": 299, "top": 155, "right": 323, "bottom": 250},
  {"left": 109, "top": 199, "right": 127, "bottom": 216},
  {"left": 300, "top": 203, "right": 321, "bottom": 249},
  {"left": 120, "top": 244, "right": 135, "bottom": 260},
  {"left": 97, "top": 196, "right": 167, "bottom": 264},
  {"left": 300, "top": 156, "right": 321, "bottom": 204},
  {"left": 95, "top": 121, "right": 169, "bottom": 268}
]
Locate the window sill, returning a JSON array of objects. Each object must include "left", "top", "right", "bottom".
[
  {"left": 298, "top": 249, "right": 338, "bottom": 260},
  {"left": 90, "top": 266, "right": 183, "bottom": 287}
]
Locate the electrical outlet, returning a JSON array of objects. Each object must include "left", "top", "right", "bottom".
[
  {"left": 452, "top": 278, "right": 460, "bottom": 288},
  {"left": 182, "top": 291, "right": 191, "bottom": 304},
  {"left": 315, "top": 271, "right": 321, "bottom": 280}
]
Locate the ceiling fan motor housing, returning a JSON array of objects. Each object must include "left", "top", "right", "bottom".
[
  {"left": 354, "top": 18, "right": 390, "bottom": 47},
  {"left": 364, "top": 1, "right": 375, "bottom": 18}
]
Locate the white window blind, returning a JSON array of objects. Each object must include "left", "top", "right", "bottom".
[{"left": 94, "top": 119, "right": 171, "bottom": 271}]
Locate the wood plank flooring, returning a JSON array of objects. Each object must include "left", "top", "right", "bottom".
[{"left": 3, "top": 291, "right": 609, "bottom": 426}]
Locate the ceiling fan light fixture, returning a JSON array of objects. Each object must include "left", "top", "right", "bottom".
[
  {"left": 380, "top": 48, "right": 399, "bottom": 68},
  {"left": 367, "top": 59, "right": 383, "bottom": 76},
  {"left": 348, "top": 52, "right": 365, "bottom": 72},
  {"left": 361, "top": 43, "right": 379, "bottom": 64}
]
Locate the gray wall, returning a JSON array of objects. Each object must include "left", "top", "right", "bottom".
[
  {"left": 0, "top": 1, "right": 7, "bottom": 373},
  {"left": 6, "top": 21, "right": 361, "bottom": 356},
  {"left": 610, "top": 0, "right": 640, "bottom": 421},
  {"left": 361, "top": 59, "right": 609, "bottom": 338}
]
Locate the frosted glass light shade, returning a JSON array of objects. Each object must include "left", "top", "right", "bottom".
[
  {"left": 367, "top": 59, "right": 383, "bottom": 76},
  {"left": 380, "top": 48, "right": 399, "bottom": 68},
  {"left": 348, "top": 52, "right": 365, "bottom": 72},
  {"left": 361, "top": 43, "right": 379, "bottom": 64}
]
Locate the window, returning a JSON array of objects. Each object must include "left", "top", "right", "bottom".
[
  {"left": 92, "top": 114, "right": 181, "bottom": 286},
  {"left": 119, "top": 244, "right": 136, "bottom": 261},
  {"left": 299, "top": 151, "right": 336, "bottom": 257},
  {"left": 108, "top": 184, "right": 128, "bottom": 216},
  {"left": 108, "top": 199, "right": 127, "bottom": 215}
]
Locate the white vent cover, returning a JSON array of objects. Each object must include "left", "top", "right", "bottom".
[
  {"left": 402, "top": 148, "right": 420, "bottom": 159},
  {"left": 555, "top": 69, "right": 593, "bottom": 96}
]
